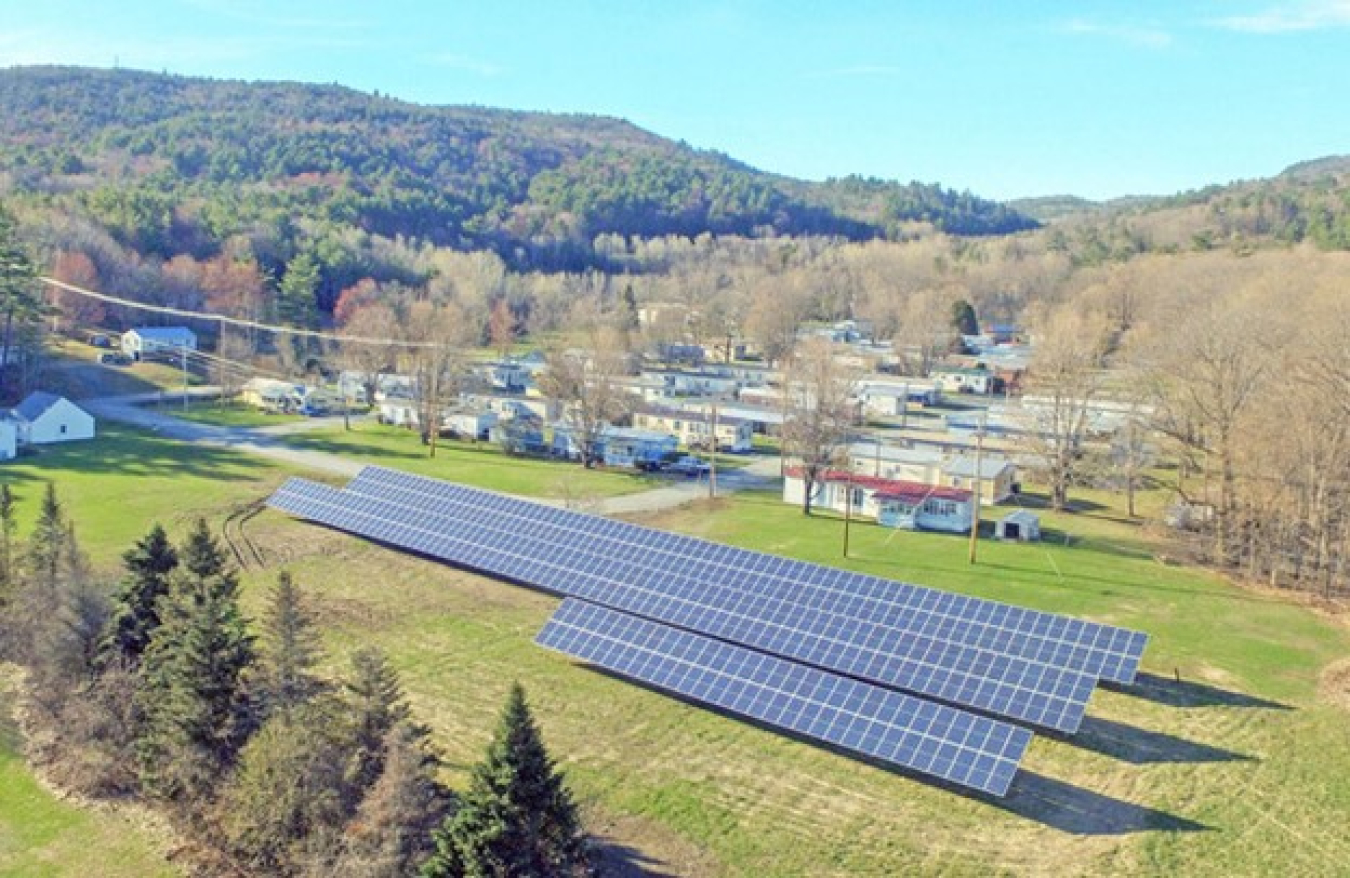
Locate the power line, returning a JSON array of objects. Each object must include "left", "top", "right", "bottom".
[{"left": 38, "top": 275, "right": 444, "bottom": 349}]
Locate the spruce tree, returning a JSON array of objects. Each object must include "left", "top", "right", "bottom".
[
  {"left": 344, "top": 646, "right": 410, "bottom": 793},
  {"left": 180, "top": 517, "right": 232, "bottom": 587},
  {"left": 25, "top": 482, "right": 68, "bottom": 593},
  {"left": 101, "top": 523, "right": 179, "bottom": 666},
  {"left": 255, "top": 570, "right": 324, "bottom": 716},
  {"left": 423, "top": 683, "right": 590, "bottom": 878},
  {"left": 136, "top": 539, "right": 254, "bottom": 802}
]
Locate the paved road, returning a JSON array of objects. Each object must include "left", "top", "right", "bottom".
[{"left": 85, "top": 393, "right": 782, "bottom": 515}]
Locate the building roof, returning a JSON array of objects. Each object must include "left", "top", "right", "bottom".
[
  {"left": 785, "top": 467, "right": 972, "bottom": 503},
  {"left": 127, "top": 326, "right": 196, "bottom": 343},
  {"left": 943, "top": 455, "right": 1015, "bottom": 479},
  {"left": 13, "top": 391, "right": 69, "bottom": 422},
  {"left": 636, "top": 405, "right": 751, "bottom": 427},
  {"left": 1000, "top": 509, "right": 1040, "bottom": 525}
]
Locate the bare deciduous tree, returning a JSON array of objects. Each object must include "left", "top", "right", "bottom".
[
  {"left": 539, "top": 323, "right": 632, "bottom": 469},
  {"left": 781, "top": 338, "right": 861, "bottom": 515}
]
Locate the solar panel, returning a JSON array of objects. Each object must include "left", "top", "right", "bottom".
[
  {"left": 268, "top": 476, "right": 1096, "bottom": 732},
  {"left": 537, "top": 599, "right": 1031, "bottom": 797},
  {"left": 341, "top": 466, "right": 1147, "bottom": 684}
]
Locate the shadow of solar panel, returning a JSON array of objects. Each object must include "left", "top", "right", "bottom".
[
  {"left": 268, "top": 476, "right": 1096, "bottom": 732},
  {"left": 537, "top": 598, "right": 1031, "bottom": 797},
  {"left": 341, "top": 466, "right": 1146, "bottom": 684}
]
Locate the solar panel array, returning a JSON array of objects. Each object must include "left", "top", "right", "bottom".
[
  {"left": 268, "top": 466, "right": 1150, "bottom": 796},
  {"left": 537, "top": 599, "right": 1033, "bottom": 797},
  {"left": 270, "top": 475, "right": 1096, "bottom": 732},
  {"left": 344, "top": 466, "right": 1147, "bottom": 684}
]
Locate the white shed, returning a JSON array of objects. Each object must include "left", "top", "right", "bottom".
[
  {"left": 11, "top": 392, "right": 96, "bottom": 445},
  {"left": 996, "top": 509, "right": 1041, "bottom": 542}
]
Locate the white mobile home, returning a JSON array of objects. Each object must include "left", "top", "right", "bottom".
[
  {"left": 0, "top": 418, "right": 16, "bottom": 460},
  {"left": 121, "top": 326, "right": 198, "bottom": 361},
  {"left": 782, "top": 468, "right": 975, "bottom": 534}
]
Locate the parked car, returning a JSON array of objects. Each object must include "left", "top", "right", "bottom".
[
  {"left": 668, "top": 455, "right": 711, "bottom": 476},
  {"left": 98, "top": 352, "right": 132, "bottom": 366}
]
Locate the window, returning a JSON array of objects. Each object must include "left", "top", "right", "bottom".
[
  {"left": 850, "top": 487, "right": 865, "bottom": 509},
  {"left": 923, "top": 499, "right": 959, "bottom": 517},
  {"left": 60, "top": 424, "right": 68, "bottom": 435}
]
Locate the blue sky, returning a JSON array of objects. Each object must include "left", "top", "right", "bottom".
[{"left": 3, "top": 1, "right": 1348, "bottom": 200}]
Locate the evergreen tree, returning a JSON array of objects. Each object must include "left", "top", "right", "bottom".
[
  {"left": 423, "top": 683, "right": 589, "bottom": 878},
  {"left": 950, "top": 298, "right": 980, "bottom": 336},
  {"left": 0, "top": 203, "right": 46, "bottom": 394},
  {"left": 0, "top": 483, "right": 16, "bottom": 608},
  {"left": 25, "top": 482, "right": 69, "bottom": 593},
  {"left": 255, "top": 570, "right": 325, "bottom": 716},
  {"left": 180, "top": 516, "right": 231, "bottom": 586},
  {"left": 101, "top": 523, "right": 179, "bottom": 666},
  {"left": 136, "top": 562, "right": 255, "bottom": 802},
  {"left": 343, "top": 646, "right": 410, "bottom": 793}
]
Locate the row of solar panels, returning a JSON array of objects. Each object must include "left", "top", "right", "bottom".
[{"left": 268, "top": 466, "right": 1147, "bottom": 796}]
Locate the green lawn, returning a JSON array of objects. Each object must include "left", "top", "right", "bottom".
[
  {"left": 277, "top": 423, "right": 665, "bottom": 499},
  {"left": 169, "top": 400, "right": 307, "bottom": 428},
  {"left": 3, "top": 428, "right": 1350, "bottom": 877}
]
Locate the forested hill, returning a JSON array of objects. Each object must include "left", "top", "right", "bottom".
[{"left": 0, "top": 66, "right": 1036, "bottom": 269}]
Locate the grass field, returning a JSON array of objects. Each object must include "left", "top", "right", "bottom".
[
  {"left": 278, "top": 423, "right": 666, "bottom": 499},
  {"left": 170, "top": 400, "right": 307, "bottom": 428},
  {"left": 2, "top": 429, "right": 1349, "bottom": 876}
]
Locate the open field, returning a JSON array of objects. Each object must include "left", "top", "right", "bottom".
[
  {"left": 277, "top": 423, "right": 667, "bottom": 499},
  {"left": 2, "top": 429, "right": 1349, "bottom": 876}
]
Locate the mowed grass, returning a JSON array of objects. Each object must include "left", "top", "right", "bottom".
[
  {"left": 170, "top": 400, "right": 306, "bottom": 428},
  {"left": 278, "top": 423, "right": 665, "bottom": 499},
  {"left": 4, "top": 426, "right": 1350, "bottom": 876}
]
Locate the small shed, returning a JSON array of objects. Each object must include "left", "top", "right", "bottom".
[
  {"left": 10, "top": 392, "right": 96, "bottom": 445},
  {"left": 996, "top": 509, "right": 1041, "bottom": 542}
]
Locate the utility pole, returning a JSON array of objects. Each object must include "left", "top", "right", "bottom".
[
  {"left": 708, "top": 399, "right": 718, "bottom": 500},
  {"left": 967, "top": 409, "right": 985, "bottom": 565},
  {"left": 843, "top": 460, "right": 854, "bottom": 558},
  {"left": 181, "top": 343, "right": 189, "bottom": 410}
]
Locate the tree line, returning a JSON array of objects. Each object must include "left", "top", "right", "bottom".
[{"left": 0, "top": 486, "right": 592, "bottom": 877}]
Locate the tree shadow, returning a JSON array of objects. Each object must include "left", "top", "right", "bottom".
[
  {"left": 1109, "top": 672, "right": 1292, "bottom": 711},
  {"left": 1055, "top": 716, "right": 1255, "bottom": 765},
  {"left": 591, "top": 837, "right": 681, "bottom": 878},
  {"left": 4, "top": 425, "right": 269, "bottom": 484}
]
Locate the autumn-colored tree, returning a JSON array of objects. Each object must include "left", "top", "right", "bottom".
[{"left": 47, "top": 250, "right": 105, "bottom": 333}]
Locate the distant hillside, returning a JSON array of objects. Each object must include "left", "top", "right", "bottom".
[{"left": 0, "top": 66, "right": 1037, "bottom": 270}]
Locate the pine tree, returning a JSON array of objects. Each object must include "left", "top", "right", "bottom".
[
  {"left": 180, "top": 517, "right": 232, "bottom": 587},
  {"left": 136, "top": 563, "right": 255, "bottom": 802},
  {"left": 255, "top": 570, "right": 325, "bottom": 716},
  {"left": 101, "top": 523, "right": 179, "bottom": 666},
  {"left": 0, "top": 203, "right": 46, "bottom": 395},
  {"left": 25, "top": 482, "right": 69, "bottom": 593},
  {"left": 423, "top": 683, "right": 590, "bottom": 878},
  {"left": 344, "top": 646, "right": 410, "bottom": 793}
]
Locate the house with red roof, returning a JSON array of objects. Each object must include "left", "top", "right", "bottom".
[{"left": 782, "top": 467, "right": 975, "bottom": 534}]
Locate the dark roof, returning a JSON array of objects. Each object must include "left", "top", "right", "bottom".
[
  {"left": 784, "top": 467, "right": 972, "bottom": 503},
  {"left": 13, "top": 391, "right": 65, "bottom": 422}
]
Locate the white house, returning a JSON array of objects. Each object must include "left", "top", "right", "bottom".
[
  {"left": 10, "top": 392, "right": 96, "bottom": 445},
  {"left": 0, "top": 418, "right": 16, "bottom": 460},
  {"left": 632, "top": 406, "right": 754, "bottom": 452},
  {"left": 782, "top": 468, "right": 975, "bottom": 534},
  {"left": 942, "top": 455, "right": 1018, "bottom": 506},
  {"left": 121, "top": 326, "right": 198, "bottom": 361}
]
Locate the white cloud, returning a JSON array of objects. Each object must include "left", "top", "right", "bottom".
[
  {"left": 1215, "top": 1, "right": 1350, "bottom": 33},
  {"left": 1060, "top": 18, "right": 1174, "bottom": 49},
  {"left": 421, "top": 52, "right": 504, "bottom": 77}
]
